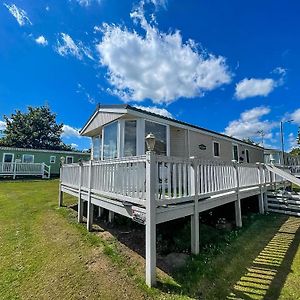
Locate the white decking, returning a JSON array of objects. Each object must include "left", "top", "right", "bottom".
[
  {"left": 0, "top": 162, "right": 51, "bottom": 179},
  {"left": 59, "top": 153, "right": 287, "bottom": 287}
]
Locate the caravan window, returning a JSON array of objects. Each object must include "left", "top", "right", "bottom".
[
  {"left": 92, "top": 135, "right": 101, "bottom": 160},
  {"left": 245, "top": 149, "right": 250, "bottom": 163},
  {"left": 22, "top": 154, "right": 34, "bottom": 163},
  {"left": 124, "top": 120, "right": 137, "bottom": 156},
  {"left": 232, "top": 144, "right": 239, "bottom": 161},
  {"left": 145, "top": 121, "right": 167, "bottom": 155},
  {"left": 103, "top": 122, "right": 118, "bottom": 159},
  {"left": 213, "top": 141, "right": 220, "bottom": 157}
]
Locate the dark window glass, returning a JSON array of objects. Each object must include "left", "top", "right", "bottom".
[
  {"left": 124, "top": 120, "right": 137, "bottom": 156},
  {"left": 213, "top": 142, "right": 220, "bottom": 157},
  {"left": 246, "top": 149, "right": 250, "bottom": 163},
  {"left": 103, "top": 122, "right": 118, "bottom": 159},
  {"left": 233, "top": 145, "right": 239, "bottom": 161},
  {"left": 145, "top": 121, "right": 167, "bottom": 155}
]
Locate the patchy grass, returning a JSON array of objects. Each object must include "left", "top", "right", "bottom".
[{"left": 0, "top": 179, "right": 300, "bottom": 300}]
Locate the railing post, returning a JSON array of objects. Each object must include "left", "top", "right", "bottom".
[
  {"left": 78, "top": 161, "right": 83, "bottom": 223},
  {"left": 42, "top": 162, "right": 45, "bottom": 178},
  {"left": 87, "top": 160, "right": 94, "bottom": 231},
  {"left": 48, "top": 165, "right": 51, "bottom": 179},
  {"left": 13, "top": 162, "right": 17, "bottom": 180},
  {"left": 145, "top": 151, "right": 157, "bottom": 287},
  {"left": 190, "top": 157, "right": 199, "bottom": 255},
  {"left": 257, "top": 163, "right": 265, "bottom": 214},
  {"left": 58, "top": 164, "right": 63, "bottom": 207},
  {"left": 233, "top": 161, "right": 242, "bottom": 228}
]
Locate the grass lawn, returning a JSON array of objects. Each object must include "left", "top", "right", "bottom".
[{"left": 0, "top": 179, "right": 299, "bottom": 300}]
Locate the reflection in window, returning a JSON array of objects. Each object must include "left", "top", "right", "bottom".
[
  {"left": 124, "top": 120, "right": 137, "bottom": 156},
  {"left": 145, "top": 121, "right": 167, "bottom": 155},
  {"left": 23, "top": 154, "right": 34, "bottom": 163},
  {"left": 103, "top": 122, "right": 118, "bottom": 159},
  {"left": 92, "top": 135, "right": 101, "bottom": 160}
]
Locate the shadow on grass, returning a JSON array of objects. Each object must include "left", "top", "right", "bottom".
[
  {"left": 66, "top": 199, "right": 300, "bottom": 300},
  {"left": 227, "top": 216, "right": 300, "bottom": 300}
]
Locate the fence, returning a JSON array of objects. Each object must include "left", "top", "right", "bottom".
[{"left": 61, "top": 154, "right": 282, "bottom": 206}]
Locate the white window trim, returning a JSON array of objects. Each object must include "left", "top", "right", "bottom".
[
  {"left": 212, "top": 141, "right": 220, "bottom": 158},
  {"left": 102, "top": 120, "right": 119, "bottom": 160},
  {"left": 92, "top": 135, "right": 102, "bottom": 161},
  {"left": 144, "top": 119, "right": 170, "bottom": 156},
  {"left": 66, "top": 156, "right": 74, "bottom": 164},
  {"left": 22, "top": 154, "right": 34, "bottom": 163},
  {"left": 3, "top": 153, "right": 14, "bottom": 163},
  {"left": 50, "top": 156, "right": 56, "bottom": 164},
  {"left": 232, "top": 143, "right": 239, "bottom": 162}
]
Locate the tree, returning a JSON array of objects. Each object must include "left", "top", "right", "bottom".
[{"left": 0, "top": 106, "right": 73, "bottom": 150}]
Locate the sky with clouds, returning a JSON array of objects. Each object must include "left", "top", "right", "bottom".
[{"left": 1, "top": 0, "right": 300, "bottom": 151}]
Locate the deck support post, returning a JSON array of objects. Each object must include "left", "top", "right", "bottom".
[
  {"left": 108, "top": 211, "right": 115, "bottom": 223},
  {"left": 58, "top": 166, "right": 63, "bottom": 207},
  {"left": 98, "top": 207, "right": 104, "bottom": 218},
  {"left": 257, "top": 163, "right": 265, "bottom": 214},
  {"left": 145, "top": 151, "right": 157, "bottom": 287},
  {"left": 87, "top": 160, "right": 94, "bottom": 231},
  {"left": 78, "top": 162, "right": 83, "bottom": 223},
  {"left": 233, "top": 161, "right": 242, "bottom": 228},
  {"left": 190, "top": 158, "right": 199, "bottom": 255}
]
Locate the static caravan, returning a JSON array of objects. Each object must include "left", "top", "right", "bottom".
[
  {"left": 80, "top": 104, "right": 264, "bottom": 164},
  {"left": 0, "top": 146, "right": 90, "bottom": 177}
]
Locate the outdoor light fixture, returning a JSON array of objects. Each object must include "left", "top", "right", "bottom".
[
  {"left": 145, "top": 133, "right": 156, "bottom": 152},
  {"left": 78, "top": 158, "right": 83, "bottom": 166}
]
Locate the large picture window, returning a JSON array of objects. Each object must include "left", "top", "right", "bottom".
[
  {"left": 22, "top": 154, "right": 34, "bottom": 163},
  {"left": 92, "top": 135, "right": 101, "bottom": 160},
  {"left": 103, "top": 122, "right": 118, "bottom": 159},
  {"left": 124, "top": 120, "right": 137, "bottom": 156},
  {"left": 145, "top": 121, "right": 167, "bottom": 155}
]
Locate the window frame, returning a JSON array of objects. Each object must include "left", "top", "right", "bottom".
[
  {"left": 22, "top": 154, "right": 34, "bottom": 164},
  {"left": 92, "top": 135, "right": 102, "bottom": 161},
  {"left": 66, "top": 156, "right": 74, "bottom": 164},
  {"left": 50, "top": 156, "right": 56, "bottom": 164},
  {"left": 144, "top": 119, "right": 170, "bottom": 156},
  {"left": 245, "top": 149, "right": 250, "bottom": 163},
  {"left": 102, "top": 120, "right": 119, "bottom": 160},
  {"left": 212, "top": 141, "right": 220, "bottom": 158},
  {"left": 3, "top": 153, "right": 14, "bottom": 163},
  {"left": 232, "top": 144, "right": 239, "bottom": 162},
  {"left": 123, "top": 119, "right": 138, "bottom": 157}
]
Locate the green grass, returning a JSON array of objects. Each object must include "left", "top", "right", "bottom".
[{"left": 0, "top": 179, "right": 300, "bottom": 300}]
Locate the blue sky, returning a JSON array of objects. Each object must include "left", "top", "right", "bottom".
[{"left": 1, "top": 0, "right": 300, "bottom": 151}]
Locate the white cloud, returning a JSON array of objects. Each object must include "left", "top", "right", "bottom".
[
  {"left": 73, "top": 0, "right": 101, "bottom": 7},
  {"left": 0, "top": 120, "right": 6, "bottom": 131},
  {"left": 224, "top": 106, "right": 276, "bottom": 140},
  {"left": 4, "top": 3, "right": 32, "bottom": 26},
  {"left": 134, "top": 105, "right": 173, "bottom": 118},
  {"left": 62, "top": 125, "right": 80, "bottom": 138},
  {"left": 55, "top": 33, "right": 94, "bottom": 60},
  {"left": 291, "top": 108, "right": 300, "bottom": 125},
  {"left": 272, "top": 66, "right": 287, "bottom": 76},
  {"left": 71, "top": 143, "right": 78, "bottom": 149},
  {"left": 235, "top": 78, "right": 276, "bottom": 100},
  {"left": 35, "top": 35, "right": 48, "bottom": 46},
  {"left": 96, "top": 4, "right": 231, "bottom": 104}
]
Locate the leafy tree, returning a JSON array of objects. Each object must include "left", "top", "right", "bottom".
[{"left": 0, "top": 106, "right": 73, "bottom": 150}]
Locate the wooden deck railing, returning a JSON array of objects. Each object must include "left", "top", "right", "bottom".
[
  {"left": 0, "top": 162, "right": 51, "bottom": 179},
  {"left": 60, "top": 153, "right": 284, "bottom": 206}
]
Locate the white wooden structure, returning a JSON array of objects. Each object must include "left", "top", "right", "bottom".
[
  {"left": 58, "top": 152, "right": 290, "bottom": 287},
  {"left": 0, "top": 162, "right": 51, "bottom": 179}
]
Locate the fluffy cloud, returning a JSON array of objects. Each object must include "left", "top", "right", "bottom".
[
  {"left": 290, "top": 108, "right": 300, "bottom": 125},
  {"left": 96, "top": 4, "right": 231, "bottom": 104},
  {"left": 73, "top": 0, "right": 101, "bottom": 6},
  {"left": 55, "top": 33, "right": 94, "bottom": 60},
  {"left": 224, "top": 106, "right": 276, "bottom": 140},
  {"left": 134, "top": 105, "right": 173, "bottom": 118},
  {"left": 62, "top": 125, "right": 80, "bottom": 138},
  {"left": 235, "top": 78, "right": 276, "bottom": 100},
  {"left": 35, "top": 35, "right": 48, "bottom": 46},
  {"left": 0, "top": 120, "right": 6, "bottom": 131},
  {"left": 4, "top": 3, "right": 32, "bottom": 26}
]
